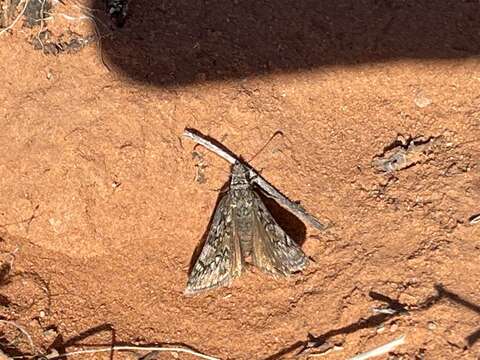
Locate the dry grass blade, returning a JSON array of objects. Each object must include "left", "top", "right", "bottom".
[
  {"left": 43, "top": 345, "right": 220, "bottom": 360},
  {"left": 348, "top": 335, "right": 406, "bottom": 360}
]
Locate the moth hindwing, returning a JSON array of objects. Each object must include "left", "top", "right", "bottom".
[{"left": 185, "top": 161, "right": 308, "bottom": 295}]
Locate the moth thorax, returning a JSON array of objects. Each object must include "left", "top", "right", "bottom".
[{"left": 230, "top": 163, "right": 250, "bottom": 189}]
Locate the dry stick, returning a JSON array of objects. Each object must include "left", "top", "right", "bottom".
[
  {"left": 43, "top": 345, "right": 220, "bottom": 360},
  {"left": 348, "top": 335, "right": 406, "bottom": 360},
  {"left": 183, "top": 129, "right": 327, "bottom": 230},
  {"left": 0, "top": 0, "right": 30, "bottom": 36}
]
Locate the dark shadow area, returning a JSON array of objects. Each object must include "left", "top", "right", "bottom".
[
  {"left": 95, "top": 0, "right": 480, "bottom": 86},
  {"left": 264, "top": 283, "right": 480, "bottom": 359},
  {"left": 0, "top": 260, "right": 12, "bottom": 308},
  {"left": 256, "top": 189, "right": 307, "bottom": 246},
  {"left": 434, "top": 284, "right": 480, "bottom": 347},
  {"left": 0, "top": 335, "right": 26, "bottom": 358},
  {"left": 467, "top": 328, "right": 480, "bottom": 348}
]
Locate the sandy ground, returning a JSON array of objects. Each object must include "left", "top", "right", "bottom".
[{"left": 0, "top": 0, "right": 480, "bottom": 359}]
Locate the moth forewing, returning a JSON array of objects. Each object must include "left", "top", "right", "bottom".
[{"left": 184, "top": 194, "right": 243, "bottom": 295}]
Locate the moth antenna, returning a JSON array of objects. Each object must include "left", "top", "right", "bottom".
[{"left": 247, "top": 130, "right": 284, "bottom": 164}]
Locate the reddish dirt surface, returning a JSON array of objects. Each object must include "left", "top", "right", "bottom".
[{"left": 1, "top": 1, "right": 480, "bottom": 359}]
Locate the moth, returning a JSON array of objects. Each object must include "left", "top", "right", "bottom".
[{"left": 185, "top": 161, "right": 309, "bottom": 295}]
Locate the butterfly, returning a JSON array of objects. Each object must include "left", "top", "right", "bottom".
[{"left": 185, "top": 161, "right": 309, "bottom": 295}]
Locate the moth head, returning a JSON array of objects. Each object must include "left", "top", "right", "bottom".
[{"left": 230, "top": 162, "right": 250, "bottom": 188}]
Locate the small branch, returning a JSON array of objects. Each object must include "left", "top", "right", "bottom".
[
  {"left": 43, "top": 345, "right": 220, "bottom": 360},
  {"left": 182, "top": 128, "right": 327, "bottom": 230},
  {"left": 348, "top": 335, "right": 406, "bottom": 360}
]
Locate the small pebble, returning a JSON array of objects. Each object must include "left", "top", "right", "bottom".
[
  {"left": 414, "top": 91, "right": 432, "bottom": 108},
  {"left": 427, "top": 321, "right": 437, "bottom": 330}
]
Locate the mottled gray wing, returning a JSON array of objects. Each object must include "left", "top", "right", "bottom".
[
  {"left": 185, "top": 194, "right": 243, "bottom": 295},
  {"left": 251, "top": 192, "right": 309, "bottom": 276}
]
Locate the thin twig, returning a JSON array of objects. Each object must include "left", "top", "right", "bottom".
[
  {"left": 183, "top": 128, "right": 327, "bottom": 230},
  {"left": 0, "top": 0, "right": 30, "bottom": 36},
  {"left": 0, "top": 320, "right": 36, "bottom": 353},
  {"left": 43, "top": 345, "right": 220, "bottom": 360},
  {"left": 56, "top": 13, "right": 93, "bottom": 22},
  {"left": 348, "top": 335, "right": 406, "bottom": 360}
]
